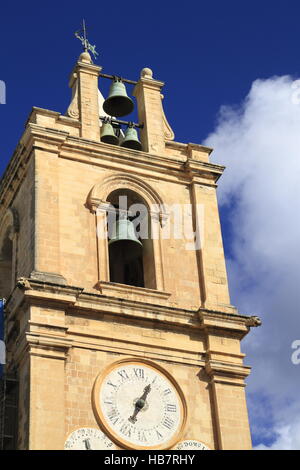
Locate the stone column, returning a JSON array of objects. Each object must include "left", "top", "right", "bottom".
[
  {"left": 190, "top": 182, "right": 232, "bottom": 311},
  {"left": 201, "top": 311, "right": 253, "bottom": 449},
  {"left": 94, "top": 201, "right": 111, "bottom": 283},
  {"left": 133, "top": 68, "right": 165, "bottom": 154},
  {"left": 27, "top": 335, "right": 70, "bottom": 450},
  {"left": 26, "top": 304, "right": 70, "bottom": 450},
  {"left": 68, "top": 52, "right": 101, "bottom": 141}
]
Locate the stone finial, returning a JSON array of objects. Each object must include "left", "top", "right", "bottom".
[
  {"left": 79, "top": 51, "right": 92, "bottom": 64},
  {"left": 141, "top": 67, "right": 153, "bottom": 79}
]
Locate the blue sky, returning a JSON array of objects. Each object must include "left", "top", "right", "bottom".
[
  {"left": 2, "top": 0, "right": 300, "bottom": 449},
  {"left": 2, "top": 0, "right": 300, "bottom": 168}
]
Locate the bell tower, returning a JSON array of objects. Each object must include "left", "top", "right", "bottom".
[{"left": 0, "top": 43, "right": 261, "bottom": 450}]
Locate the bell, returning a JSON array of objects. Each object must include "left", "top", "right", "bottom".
[
  {"left": 121, "top": 125, "right": 142, "bottom": 151},
  {"left": 103, "top": 78, "right": 134, "bottom": 117},
  {"left": 100, "top": 120, "right": 119, "bottom": 145},
  {"left": 109, "top": 218, "right": 143, "bottom": 264},
  {"left": 109, "top": 219, "right": 142, "bottom": 247}
]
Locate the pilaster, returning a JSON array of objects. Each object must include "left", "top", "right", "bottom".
[
  {"left": 68, "top": 52, "right": 101, "bottom": 141},
  {"left": 133, "top": 70, "right": 165, "bottom": 154}
]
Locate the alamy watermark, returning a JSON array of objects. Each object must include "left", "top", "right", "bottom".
[
  {"left": 96, "top": 197, "right": 205, "bottom": 251},
  {"left": 291, "top": 340, "right": 300, "bottom": 365},
  {"left": 0, "top": 80, "right": 6, "bottom": 104}
]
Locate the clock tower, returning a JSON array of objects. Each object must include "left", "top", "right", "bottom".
[{"left": 0, "top": 47, "right": 260, "bottom": 450}]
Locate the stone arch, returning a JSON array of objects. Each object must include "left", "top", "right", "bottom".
[{"left": 87, "top": 173, "right": 167, "bottom": 221}]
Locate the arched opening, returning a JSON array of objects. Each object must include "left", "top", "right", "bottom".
[
  {"left": 0, "top": 228, "right": 13, "bottom": 299},
  {"left": 107, "top": 189, "right": 156, "bottom": 289}
]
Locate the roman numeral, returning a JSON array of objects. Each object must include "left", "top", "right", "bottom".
[
  {"left": 166, "top": 404, "right": 177, "bottom": 412},
  {"left": 104, "top": 400, "right": 113, "bottom": 405},
  {"left": 120, "top": 423, "right": 132, "bottom": 438},
  {"left": 138, "top": 431, "right": 147, "bottom": 442},
  {"left": 156, "top": 430, "right": 163, "bottom": 440},
  {"left": 163, "top": 388, "right": 171, "bottom": 396},
  {"left": 107, "top": 408, "right": 119, "bottom": 425},
  {"left": 107, "top": 380, "right": 117, "bottom": 388},
  {"left": 118, "top": 369, "right": 129, "bottom": 381},
  {"left": 163, "top": 416, "right": 174, "bottom": 430},
  {"left": 133, "top": 368, "right": 145, "bottom": 379}
]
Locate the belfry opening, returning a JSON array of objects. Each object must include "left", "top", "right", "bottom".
[{"left": 107, "top": 189, "right": 155, "bottom": 289}]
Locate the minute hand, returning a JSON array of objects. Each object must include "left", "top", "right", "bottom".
[{"left": 128, "top": 384, "right": 151, "bottom": 423}]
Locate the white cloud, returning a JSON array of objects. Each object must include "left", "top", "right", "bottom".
[
  {"left": 254, "top": 420, "right": 300, "bottom": 450},
  {"left": 204, "top": 75, "right": 300, "bottom": 450}
]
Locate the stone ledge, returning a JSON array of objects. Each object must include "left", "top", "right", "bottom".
[
  {"left": 30, "top": 270, "right": 67, "bottom": 286},
  {"left": 97, "top": 280, "right": 171, "bottom": 305}
]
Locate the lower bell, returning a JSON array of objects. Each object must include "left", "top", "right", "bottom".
[
  {"left": 108, "top": 219, "right": 142, "bottom": 247},
  {"left": 121, "top": 125, "right": 142, "bottom": 151},
  {"left": 100, "top": 121, "right": 119, "bottom": 145}
]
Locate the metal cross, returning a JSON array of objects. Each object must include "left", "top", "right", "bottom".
[{"left": 75, "top": 19, "right": 99, "bottom": 60}]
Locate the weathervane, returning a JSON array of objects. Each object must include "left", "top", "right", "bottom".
[{"left": 75, "top": 19, "right": 99, "bottom": 60}]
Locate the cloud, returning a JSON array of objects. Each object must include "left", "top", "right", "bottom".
[
  {"left": 204, "top": 75, "right": 300, "bottom": 450},
  {"left": 254, "top": 419, "right": 300, "bottom": 450}
]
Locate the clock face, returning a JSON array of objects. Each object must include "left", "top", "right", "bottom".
[
  {"left": 64, "top": 427, "right": 116, "bottom": 450},
  {"left": 92, "top": 359, "right": 187, "bottom": 450}
]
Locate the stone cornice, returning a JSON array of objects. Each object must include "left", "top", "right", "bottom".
[
  {"left": 6, "top": 278, "right": 260, "bottom": 337},
  {"left": 25, "top": 107, "right": 81, "bottom": 128},
  {"left": 167, "top": 140, "right": 213, "bottom": 155},
  {"left": 11, "top": 331, "right": 71, "bottom": 366},
  {"left": 134, "top": 77, "right": 164, "bottom": 92},
  {"left": 0, "top": 113, "right": 226, "bottom": 214},
  {"left": 205, "top": 360, "right": 251, "bottom": 386},
  {"left": 198, "top": 307, "right": 261, "bottom": 339},
  {"left": 31, "top": 126, "right": 224, "bottom": 185},
  {"left": 0, "top": 144, "right": 33, "bottom": 213}
]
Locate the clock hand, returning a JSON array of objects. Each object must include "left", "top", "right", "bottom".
[
  {"left": 83, "top": 438, "right": 91, "bottom": 450},
  {"left": 128, "top": 384, "right": 151, "bottom": 424}
]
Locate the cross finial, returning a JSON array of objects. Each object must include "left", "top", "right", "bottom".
[{"left": 75, "top": 20, "right": 99, "bottom": 60}]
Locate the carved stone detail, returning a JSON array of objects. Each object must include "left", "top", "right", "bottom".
[
  {"left": 161, "top": 93, "right": 175, "bottom": 141},
  {"left": 245, "top": 315, "right": 262, "bottom": 327},
  {"left": 66, "top": 74, "right": 79, "bottom": 119}
]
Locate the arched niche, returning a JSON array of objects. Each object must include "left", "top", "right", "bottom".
[
  {"left": 106, "top": 188, "right": 156, "bottom": 289},
  {"left": 0, "top": 208, "right": 19, "bottom": 299},
  {"left": 87, "top": 174, "right": 168, "bottom": 294}
]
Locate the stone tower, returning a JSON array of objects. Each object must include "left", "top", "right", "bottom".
[{"left": 0, "top": 50, "right": 260, "bottom": 450}]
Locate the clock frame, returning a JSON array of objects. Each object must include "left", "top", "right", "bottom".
[{"left": 92, "top": 358, "right": 187, "bottom": 450}]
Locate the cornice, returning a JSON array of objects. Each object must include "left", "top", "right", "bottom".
[
  {"left": 27, "top": 127, "right": 224, "bottom": 186},
  {"left": 205, "top": 360, "right": 251, "bottom": 385},
  {"left": 6, "top": 278, "right": 261, "bottom": 336},
  {"left": 166, "top": 140, "right": 213, "bottom": 155},
  {"left": 0, "top": 116, "right": 224, "bottom": 207},
  {"left": 198, "top": 307, "right": 261, "bottom": 339}
]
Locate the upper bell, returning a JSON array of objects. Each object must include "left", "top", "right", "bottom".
[
  {"left": 103, "top": 78, "right": 134, "bottom": 117},
  {"left": 121, "top": 125, "right": 143, "bottom": 151}
]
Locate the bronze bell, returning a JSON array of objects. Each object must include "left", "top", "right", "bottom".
[
  {"left": 100, "top": 120, "right": 119, "bottom": 145},
  {"left": 108, "top": 218, "right": 142, "bottom": 263},
  {"left": 109, "top": 219, "right": 142, "bottom": 247},
  {"left": 121, "top": 124, "right": 142, "bottom": 151},
  {"left": 103, "top": 78, "right": 134, "bottom": 117}
]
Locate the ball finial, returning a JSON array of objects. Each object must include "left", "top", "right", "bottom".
[
  {"left": 141, "top": 68, "right": 153, "bottom": 79},
  {"left": 79, "top": 51, "right": 92, "bottom": 64}
]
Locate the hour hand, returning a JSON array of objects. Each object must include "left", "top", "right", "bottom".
[{"left": 128, "top": 384, "right": 151, "bottom": 423}]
